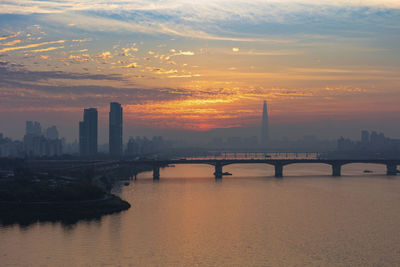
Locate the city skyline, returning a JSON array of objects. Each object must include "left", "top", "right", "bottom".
[
  {"left": 2, "top": 100, "right": 399, "bottom": 149},
  {"left": 1, "top": 100, "right": 400, "bottom": 145},
  {"left": 1, "top": 99, "right": 400, "bottom": 144}
]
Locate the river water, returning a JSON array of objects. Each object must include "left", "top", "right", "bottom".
[{"left": 1, "top": 163, "right": 400, "bottom": 266}]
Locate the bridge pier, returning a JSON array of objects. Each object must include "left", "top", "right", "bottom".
[
  {"left": 274, "top": 164, "right": 283, "bottom": 178},
  {"left": 332, "top": 164, "right": 341, "bottom": 177},
  {"left": 153, "top": 166, "right": 160, "bottom": 180},
  {"left": 386, "top": 163, "right": 398, "bottom": 176},
  {"left": 214, "top": 163, "right": 223, "bottom": 179}
]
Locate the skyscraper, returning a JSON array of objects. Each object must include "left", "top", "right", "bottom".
[
  {"left": 261, "top": 100, "right": 269, "bottom": 146},
  {"left": 109, "top": 102, "right": 123, "bottom": 157},
  {"left": 79, "top": 108, "right": 98, "bottom": 156}
]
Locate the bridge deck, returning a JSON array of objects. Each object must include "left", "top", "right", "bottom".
[
  {"left": 132, "top": 158, "right": 400, "bottom": 166},
  {"left": 126, "top": 158, "right": 400, "bottom": 179}
]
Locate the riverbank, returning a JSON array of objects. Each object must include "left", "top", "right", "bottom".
[
  {"left": 0, "top": 194, "right": 130, "bottom": 226},
  {"left": 0, "top": 161, "right": 169, "bottom": 226},
  {"left": 0, "top": 169, "right": 132, "bottom": 226}
]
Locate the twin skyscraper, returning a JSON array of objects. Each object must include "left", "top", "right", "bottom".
[{"left": 79, "top": 102, "right": 123, "bottom": 157}]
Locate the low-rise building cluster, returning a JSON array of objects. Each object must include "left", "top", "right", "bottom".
[
  {"left": 337, "top": 130, "right": 400, "bottom": 152},
  {"left": 0, "top": 121, "right": 63, "bottom": 158}
]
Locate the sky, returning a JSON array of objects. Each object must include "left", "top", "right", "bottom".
[{"left": 0, "top": 0, "right": 400, "bottom": 142}]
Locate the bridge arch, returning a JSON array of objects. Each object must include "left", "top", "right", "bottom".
[
  {"left": 222, "top": 163, "right": 275, "bottom": 177},
  {"left": 281, "top": 162, "right": 333, "bottom": 177},
  {"left": 154, "top": 163, "right": 216, "bottom": 179},
  {"left": 340, "top": 162, "right": 388, "bottom": 176}
]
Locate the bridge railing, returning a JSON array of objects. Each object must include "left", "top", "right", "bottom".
[{"left": 182, "top": 152, "right": 320, "bottom": 160}]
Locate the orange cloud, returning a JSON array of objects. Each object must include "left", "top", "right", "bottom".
[
  {"left": 1, "top": 39, "right": 22, "bottom": 46},
  {"left": 30, "top": 46, "right": 64, "bottom": 52},
  {"left": 124, "top": 62, "right": 139, "bottom": 68},
  {"left": 96, "top": 51, "right": 112, "bottom": 60},
  {"left": 0, "top": 33, "right": 20, "bottom": 41},
  {"left": 168, "top": 74, "right": 201, "bottom": 78},
  {"left": 0, "top": 40, "right": 65, "bottom": 53}
]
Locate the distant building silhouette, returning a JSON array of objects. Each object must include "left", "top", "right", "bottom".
[
  {"left": 125, "top": 136, "right": 168, "bottom": 156},
  {"left": 333, "top": 130, "right": 400, "bottom": 159},
  {"left": 79, "top": 108, "right": 98, "bottom": 156},
  {"left": 261, "top": 100, "right": 269, "bottom": 146},
  {"left": 23, "top": 121, "right": 62, "bottom": 157},
  {"left": 109, "top": 102, "right": 123, "bottom": 157},
  {"left": 24, "top": 121, "right": 42, "bottom": 156},
  {"left": 26, "top": 121, "right": 42, "bottom": 136},
  {"left": 46, "top": 126, "right": 59, "bottom": 140},
  {"left": 361, "top": 130, "right": 369, "bottom": 144},
  {"left": 0, "top": 133, "right": 24, "bottom": 157}
]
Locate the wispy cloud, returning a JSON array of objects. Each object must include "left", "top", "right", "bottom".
[
  {"left": 3, "top": 0, "right": 393, "bottom": 47},
  {"left": 0, "top": 39, "right": 22, "bottom": 46},
  {"left": 0, "top": 33, "right": 20, "bottom": 41},
  {"left": 226, "top": 49, "right": 302, "bottom": 56},
  {"left": 30, "top": 46, "right": 64, "bottom": 53},
  {"left": 0, "top": 65, "right": 122, "bottom": 83},
  {"left": 2, "top": 0, "right": 400, "bottom": 15},
  {"left": 41, "top": 13, "right": 294, "bottom": 43},
  {"left": 168, "top": 74, "right": 201, "bottom": 78},
  {"left": 174, "top": 50, "right": 195, "bottom": 56},
  {"left": 2, "top": 0, "right": 400, "bottom": 43},
  {"left": 0, "top": 40, "right": 65, "bottom": 53}
]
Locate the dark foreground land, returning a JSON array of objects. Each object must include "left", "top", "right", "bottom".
[
  {"left": 0, "top": 159, "right": 167, "bottom": 226},
  {"left": 0, "top": 195, "right": 130, "bottom": 226},
  {"left": 0, "top": 171, "right": 131, "bottom": 226}
]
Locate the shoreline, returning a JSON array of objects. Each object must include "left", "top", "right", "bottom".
[
  {"left": 0, "top": 163, "right": 165, "bottom": 226},
  {"left": 0, "top": 194, "right": 131, "bottom": 226},
  {"left": 0, "top": 193, "right": 116, "bottom": 205}
]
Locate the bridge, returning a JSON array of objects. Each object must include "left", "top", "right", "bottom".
[{"left": 130, "top": 159, "right": 400, "bottom": 179}]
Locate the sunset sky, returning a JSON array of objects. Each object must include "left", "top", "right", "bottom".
[{"left": 1, "top": 0, "right": 400, "bottom": 141}]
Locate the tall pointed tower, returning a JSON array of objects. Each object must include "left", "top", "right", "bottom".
[{"left": 261, "top": 100, "right": 269, "bottom": 146}]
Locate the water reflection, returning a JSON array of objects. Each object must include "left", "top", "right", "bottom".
[
  {"left": 1, "top": 164, "right": 400, "bottom": 266},
  {"left": 0, "top": 208, "right": 108, "bottom": 227}
]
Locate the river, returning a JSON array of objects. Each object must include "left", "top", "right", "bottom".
[{"left": 1, "top": 163, "right": 400, "bottom": 266}]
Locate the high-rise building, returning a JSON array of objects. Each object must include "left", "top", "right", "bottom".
[
  {"left": 23, "top": 121, "right": 62, "bottom": 157},
  {"left": 24, "top": 121, "right": 43, "bottom": 156},
  {"left": 79, "top": 108, "right": 98, "bottom": 156},
  {"left": 46, "top": 126, "right": 59, "bottom": 140},
  {"left": 26, "top": 121, "right": 42, "bottom": 136},
  {"left": 261, "top": 100, "right": 269, "bottom": 146},
  {"left": 109, "top": 102, "right": 123, "bottom": 156},
  {"left": 361, "top": 130, "right": 370, "bottom": 144}
]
